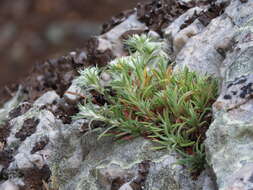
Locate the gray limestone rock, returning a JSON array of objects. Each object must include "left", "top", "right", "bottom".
[
  {"left": 0, "top": 87, "right": 24, "bottom": 124},
  {"left": 163, "top": 7, "right": 204, "bottom": 57},
  {"left": 64, "top": 79, "right": 82, "bottom": 102},
  {"left": 34, "top": 90, "right": 60, "bottom": 107},
  {"left": 48, "top": 133, "right": 215, "bottom": 190},
  {"left": 0, "top": 180, "right": 19, "bottom": 190},
  {"left": 163, "top": 7, "right": 203, "bottom": 42},
  {"left": 97, "top": 13, "right": 147, "bottom": 58},
  {"left": 173, "top": 19, "right": 205, "bottom": 55},
  {"left": 0, "top": 90, "right": 65, "bottom": 187},
  {"left": 174, "top": 15, "right": 235, "bottom": 77},
  {"left": 205, "top": 2, "right": 253, "bottom": 190}
]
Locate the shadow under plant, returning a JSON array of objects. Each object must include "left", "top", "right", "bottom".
[{"left": 75, "top": 34, "right": 218, "bottom": 175}]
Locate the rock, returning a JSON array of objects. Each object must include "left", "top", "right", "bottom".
[
  {"left": 7, "top": 109, "right": 56, "bottom": 170},
  {"left": 225, "top": 0, "right": 253, "bottom": 27},
  {"left": 14, "top": 153, "right": 34, "bottom": 170},
  {"left": 70, "top": 51, "right": 87, "bottom": 65},
  {"left": 0, "top": 87, "right": 24, "bottom": 124},
  {"left": 213, "top": 74, "right": 253, "bottom": 112},
  {"left": 174, "top": 15, "right": 234, "bottom": 77},
  {"left": 86, "top": 13, "right": 147, "bottom": 66},
  {"left": 0, "top": 180, "right": 19, "bottom": 190},
  {"left": 147, "top": 30, "right": 160, "bottom": 39},
  {"left": 173, "top": 19, "right": 205, "bottom": 54},
  {"left": 97, "top": 13, "right": 147, "bottom": 57},
  {"left": 226, "top": 163, "right": 253, "bottom": 190},
  {"left": 119, "top": 183, "right": 133, "bottom": 190},
  {"left": 64, "top": 79, "right": 82, "bottom": 102},
  {"left": 46, "top": 130, "right": 216, "bottom": 190},
  {"left": 177, "top": 0, "right": 211, "bottom": 6},
  {"left": 163, "top": 1, "right": 253, "bottom": 190},
  {"left": 96, "top": 163, "right": 135, "bottom": 190},
  {"left": 164, "top": 7, "right": 203, "bottom": 43},
  {"left": 8, "top": 102, "right": 32, "bottom": 120},
  {"left": 164, "top": 1, "right": 232, "bottom": 61},
  {"left": 34, "top": 90, "right": 60, "bottom": 107},
  {"left": 1, "top": 91, "right": 68, "bottom": 189},
  {"left": 145, "top": 156, "right": 216, "bottom": 190},
  {"left": 0, "top": 164, "right": 3, "bottom": 173},
  {"left": 205, "top": 2, "right": 253, "bottom": 189},
  {"left": 99, "top": 71, "right": 112, "bottom": 87}
]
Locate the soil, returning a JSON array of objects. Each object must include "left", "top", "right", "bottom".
[
  {"left": 0, "top": 122, "right": 11, "bottom": 144},
  {"left": 0, "top": 84, "right": 19, "bottom": 109},
  {"left": 19, "top": 165, "right": 51, "bottom": 190},
  {"left": 102, "top": 0, "right": 194, "bottom": 35},
  {"left": 86, "top": 37, "right": 115, "bottom": 67},
  {"left": 15, "top": 118, "right": 40, "bottom": 141},
  {"left": 8, "top": 102, "right": 32, "bottom": 120},
  {"left": 136, "top": 0, "right": 228, "bottom": 34},
  {"left": 193, "top": 1, "right": 228, "bottom": 27},
  {"left": 31, "top": 136, "right": 49, "bottom": 154},
  {"left": 0, "top": 150, "right": 13, "bottom": 170},
  {"left": 21, "top": 57, "right": 77, "bottom": 102},
  {"left": 136, "top": 0, "right": 189, "bottom": 34},
  {"left": 109, "top": 160, "right": 150, "bottom": 190},
  {"left": 130, "top": 160, "right": 150, "bottom": 190},
  {"left": 101, "top": 9, "right": 136, "bottom": 34},
  {"left": 50, "top": 99, "right": 80, "bottom": 124}
]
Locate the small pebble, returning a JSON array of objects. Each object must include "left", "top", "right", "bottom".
[
  {"left": 119, "top": 183, "right": 133, "bottom": 190},
  {"left": 148, "top": 30, "right": 160, "bottom": 39},
  {"left": 101, "top": 72, "right": 111, "bottom": 81},
  {"left": 69, "top": 51, "right": 77, "bottom": 56}
]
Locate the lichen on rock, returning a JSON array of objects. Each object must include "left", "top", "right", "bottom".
[{"left": 1, "top": 0, "right": 253, "bottom": 190}]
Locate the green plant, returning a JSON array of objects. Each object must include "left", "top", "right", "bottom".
[
  {"left": 176, "top": 141, "right": 206, "bottom": 174},
  {"left": 75, "top": 34, "right": 218, "bottom": 173}
]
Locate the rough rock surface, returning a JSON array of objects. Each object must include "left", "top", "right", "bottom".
[
  {"left": 86, "top": 13, "right": 147, "bottom": 67},
  {"left": 47, "top": 132, "right": 216, "bottom": 190},
  {"left": 204, "top": 1, "right": 253, "bottom": 189},
  {"left": 0, "top": 0, "right": 253, "bottom": 189}
]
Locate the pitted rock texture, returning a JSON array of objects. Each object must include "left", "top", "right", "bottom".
[
  {"left": 214, "top": 74, "right": 253, "bottom": 111},
  {"left": 14, "top": 117, "right": 40, "bottom": 141},
  {"left": 96, "top": 14, "right": 147, "bottom": 58},
  {"left": 47, "top": 132, "right": 215, "bottom": 190},
  {"left": 204, "top": 1, "right": 253, "bottom": 190},
  {"left": 173, "top": 14, "right": 235, "bottom": 77}
]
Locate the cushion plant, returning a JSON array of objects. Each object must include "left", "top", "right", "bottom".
[{"left": 75, "top": 34, "right": 218, "bottom": 174}]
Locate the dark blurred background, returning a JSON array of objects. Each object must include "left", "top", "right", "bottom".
[{"left": 0, "top": 0, "right": 143, "bottom": 87}]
